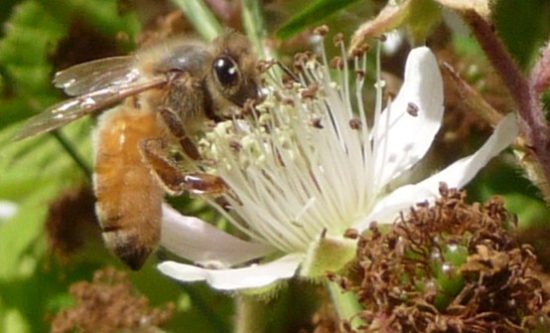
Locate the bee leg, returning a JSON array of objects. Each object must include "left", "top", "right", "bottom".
[
  {"left": 139, "top": 138, "right": 227, "bottom": 196},
  {"left": 159, "top": 108, "right": 201, "bottom": 160}
]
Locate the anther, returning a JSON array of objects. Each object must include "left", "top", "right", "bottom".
[
  {"left": 407, "top": 102, "right": 419, "bottom": 117},
  {"left": 330, "top": 56, "right": 344, "bottom": 70},
  {"left": 344, "top": 228, "right": 359, "bottom": 239},
  {"left": 293, "top": 52, "right": 308, "bottom": 71},
  {"left": 283, "top": 98, "right": 295, "bottom": 106},
  {"left": 355, "top": 69, "right": 366, "bottom": 80},
  {"left": 229, "top": 140, "right": 242, "bottom": 152},
  {"left": 311, "top": 118, "right": 323, "bottom": 129},
  {"left": 257, "top": 59, "right": 276, "bottom": 73},
  {"left": 301, "top": 83, "right": 319, "bottom": 100},
  {"left": 333, "top": 33, "right": 344, "bottom": 47},
  {"left": 351, "top": 45, "right": 369, "bottom": 58},
  {"left": 313, "top": 25, "right": 329, "bottom": 37},
  {"left": 349, "top": 118, "right": 362, "bottom": 130}
]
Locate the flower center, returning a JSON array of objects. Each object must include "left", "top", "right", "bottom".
[{"left": 197, "top": 39, "right": 387, "bottom": 253}]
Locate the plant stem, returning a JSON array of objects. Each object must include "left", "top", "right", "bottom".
[
  {"left": 530, "top": 42, "right": 550, "bottom": 95},
  {"left": 241, "top": 0, "right": 269, "bottom": 60},
  {"left": 462, "top": 11, "right": 531, "bottom": 113},
  {"left": 178, "top": 283, "right": 228, "bottom": 333},
  {"left": 51, "top": 131, "right": 92, "bottom": 180},
  {"left": 463, "top": 10, "right": 550, "bottom": 202},
  {"left": 172, "top": 0, "right": 223, "bottom": 40},
  {"left": 327, "top": 281, "right": 364, "bottom": 330},
  {"left": 234, "top": 295, "right": 269, "bottom": 333}
]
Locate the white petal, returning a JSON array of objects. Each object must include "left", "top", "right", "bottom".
[
  {"left": 357, "top": 113, "right": 518, "bottom": 230},
  {"left": 161, "top": 204, "right": 275, "bottom": 267},
  {"left": 414, "top": 113, "right": 518, "bottom": 190},
  {"left": 373, "top": 46, "right": 444, "bottom": 190},
  {"left": 158, "top": 253, "right": 303, "bottom": 290}
]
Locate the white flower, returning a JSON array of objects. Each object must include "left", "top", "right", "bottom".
[{"left": 157, "top": 44, "right": 518, "bottom": 291}]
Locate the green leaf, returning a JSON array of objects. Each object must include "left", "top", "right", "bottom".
[
  {"left": 1, "top": 309, "right": 31, "bottom": 333},
  {"left": 467, "top": 161, "right": 550, "bottom": 228},
  {"left": 0, "top": 1, "right": 64, "bottom": 128},
  {"left": 0, "top": 0, "right": 19, "bottom": 28},
  {"left": 0, "top": 0, "right": 138, "bottom": 130},
  {"left": 0, "top": 123, "right": 92, "bottom": 277},
  {"left": 276, "top": 0, "right": 362, "bottom": 40},
  {"left": 0, "top": 1, "right": 138, "bottom": 330},
  {"left": 494, "top": 0, "right": 550, "bottom": 69}
]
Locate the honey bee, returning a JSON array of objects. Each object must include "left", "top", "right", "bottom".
[{"left": 16, "top": 32, "right": 261, "bottom": 270}]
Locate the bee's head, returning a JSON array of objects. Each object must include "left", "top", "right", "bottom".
[{"left": 210, "top": 32, "right": 261, "bottom": 107}]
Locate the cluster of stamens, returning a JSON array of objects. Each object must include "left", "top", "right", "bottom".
[{"left": 193, "top": 26, "right": 385, "bottom": 253}]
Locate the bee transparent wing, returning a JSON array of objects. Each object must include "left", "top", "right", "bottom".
[
  {"left": 53, "top": 56, "right": 139, "bottom": 96},
  {"left": 15, "top": 77, "right": 167, "bottom": 140}
]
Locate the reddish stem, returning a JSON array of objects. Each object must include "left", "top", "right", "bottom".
[
  {"left": 463, "top": 11, "right": 550, "bottom": 195},
  {"left": 531, "top": 42, "right": 550, "bottom": 95}
]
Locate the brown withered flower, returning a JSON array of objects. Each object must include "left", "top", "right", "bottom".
[
  {"left": 342, "top": 184, "right": 550, "bottom": 333},
  {"left": 51, "top": 267, "right": 174, "bottom": 333},
  {"left": 45, "top": 186, "right": 100, "bottom": 259}
]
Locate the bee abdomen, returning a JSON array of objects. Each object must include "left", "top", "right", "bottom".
[
  {"left": 94, "top": 105, "right": 165, "bottom": 270},
  {"left": 101, "top": 227, "right": 154, "bottom": 270}
]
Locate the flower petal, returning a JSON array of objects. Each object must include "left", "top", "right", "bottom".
[
  {"left": 358, "top": 113, "right": 518, "bottom": 230},
  {"left": 158, "top": 253, "right": 304, "bottom": 290},
  {"left": 161, "top": 204, "right": 275, "bottom": 267},
  {"left": 373, "top": 46, "right": 444, "bottom": 190}
]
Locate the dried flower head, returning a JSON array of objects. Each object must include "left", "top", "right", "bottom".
[
  {"left": 51, "top": 267, "right": 174, "bottom": 333},
  {"left": 344, "top": 186, "right": 550, "bottom": 333},
  {"left": 45, "top": 186, "right": 99, "bottom": 258}
]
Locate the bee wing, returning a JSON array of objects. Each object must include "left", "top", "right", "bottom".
[
  {"left": 15, "top": 77, "right": 167, "bottom": 140},
  {"left": 53, "top": 56, "right": 139, "bottom": 96}
]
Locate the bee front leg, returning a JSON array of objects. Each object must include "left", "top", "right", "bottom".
[
  {"left": 158, "top": 108, "right": 201, "bottom": 160},
  {"left": 139, "top": 138, "right": 227, "bottom": 196}
]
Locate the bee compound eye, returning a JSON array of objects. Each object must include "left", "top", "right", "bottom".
[{"left": 213, "top": 56, "right": 240, "bottom": 88}]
